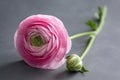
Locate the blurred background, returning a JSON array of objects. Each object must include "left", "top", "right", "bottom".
[{"left": 0, "top": 0, "right": 120, "bottom": 80}]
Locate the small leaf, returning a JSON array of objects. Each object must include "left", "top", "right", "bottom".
[
  {"left": 86, "top": 20, "right": 97, "bottom": 30},
  {"left": 98, "top": 6, "right": 104, "bottom": 19},
  {"left": 81, "top": 65, "right": 89, "bottom": 72}
]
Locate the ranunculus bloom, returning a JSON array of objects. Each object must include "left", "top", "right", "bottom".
[{"left": 14, "top": 14, "right": 71, "bottom": 69}]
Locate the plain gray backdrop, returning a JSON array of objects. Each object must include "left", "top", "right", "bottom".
[{"left": 0, "top": 0, "right": 120, "bottom": 80}]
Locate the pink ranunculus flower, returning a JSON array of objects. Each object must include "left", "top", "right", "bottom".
[{"left": 14, "top": 14, "right": 72, "bottom": 69}]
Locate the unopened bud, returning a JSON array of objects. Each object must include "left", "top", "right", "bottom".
[{"left": 66, "top": 54, "right": 89, "bottom": 72}]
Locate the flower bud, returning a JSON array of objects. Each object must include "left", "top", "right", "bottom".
[{"left": 66, "top": 54, "right": 89, "bottom": 72}]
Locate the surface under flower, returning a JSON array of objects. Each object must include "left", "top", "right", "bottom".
[{"left": 14, "top": 14, "right": 71, "bottom": 69}]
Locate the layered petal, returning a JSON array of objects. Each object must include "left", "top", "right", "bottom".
[{"left": 14, "top": 14, "right": 72, "bottom": 69}]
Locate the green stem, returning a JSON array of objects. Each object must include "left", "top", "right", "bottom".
[
  {"left": 80, "top": 6, "right": 107, "bottom": 59},
  {"left": 80, "top": 35, "right": 95, "bottom": 60},
  {"left": 96, "top": 6, "right": 107, "bottom": 35},
  {"left": 70, "top": 6, "right": 107, "bottom": 60},
  {"left": 70, "top": 31, "right": 96, "bottom": 40}
]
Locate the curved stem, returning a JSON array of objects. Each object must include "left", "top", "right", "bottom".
[
  {"left": 80, "top": 6, "right": 107, "bottom": 59},
  {"left": 70, "top": 31, "right": 96, "bottom": 40},
  {"left": 80, "top": 36, "right": 95, "bottom": 60},
  {"left": 96, "top": 6, "right": 107, "bottom": 35},
  {"left": 70, "top": 6, "right": 107, "bottom": 60}
]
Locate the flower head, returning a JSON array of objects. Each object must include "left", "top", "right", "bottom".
[{"left": 14, "top": 14, "right": 71, "bottom": 69}]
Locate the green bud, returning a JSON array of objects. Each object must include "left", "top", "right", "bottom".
[{"left": 66, "top": 54, "right": 89, "bottom": 72}]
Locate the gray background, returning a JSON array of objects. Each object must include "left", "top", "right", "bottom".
[{"left": 0, "top": 0, "right": 120, "bottom": 80}]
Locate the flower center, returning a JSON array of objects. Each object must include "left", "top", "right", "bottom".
[{"left": 30, "top": 34, "right": 45, "bottom": 47}]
